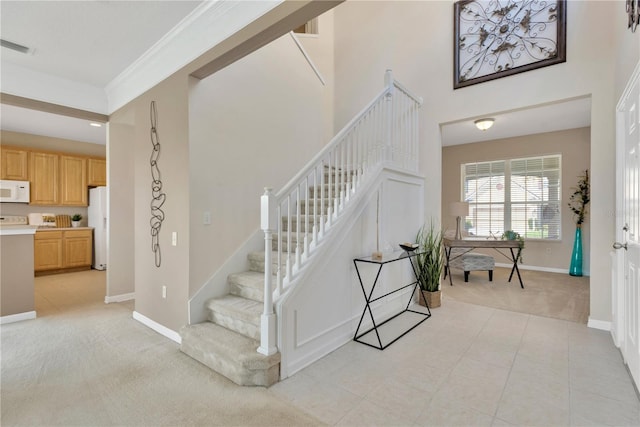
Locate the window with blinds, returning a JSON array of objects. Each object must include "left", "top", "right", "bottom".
[{"left": 462, "top": 155, "right": 561, "bottom": 240}]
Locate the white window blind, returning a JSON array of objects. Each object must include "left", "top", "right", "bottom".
[{"left": 462, "top": 155, "right": 561, "bottom": 240}]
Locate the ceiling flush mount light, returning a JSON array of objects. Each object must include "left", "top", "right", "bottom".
[
  {"left": 474, "top": 118, "right": 495, "bottom": 131},
  {"left": 89, "top": 123, "right": 103, "bottom": 127}
]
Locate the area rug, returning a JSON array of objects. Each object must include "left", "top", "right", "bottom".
[{"left": 442, "top": 267, "right": 589, "bottom": 324}]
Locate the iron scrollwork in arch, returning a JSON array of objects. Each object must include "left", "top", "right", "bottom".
[{"left": 454, "top": 0, "right": 567, "bottom": 89}]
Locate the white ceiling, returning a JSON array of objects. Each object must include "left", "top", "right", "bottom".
[
  {"left": 1, "top": 104, "right": 107, "bottom": 145},
  {"left": 441, "top": 97, "right": 592, "bottom": 146},
  {"left": 1, "top": 0, "right": 202, "bottom": 88},
  {"left": 0, "top": 1, "right": 592, "bottom": 147},
  {"left": 0, "top": 0, "right": 203, "bottom": 145}
]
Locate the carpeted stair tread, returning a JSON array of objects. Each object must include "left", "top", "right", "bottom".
[
  {"left": 179, "top": 323, "right": 280, "bottom": 386},
  {"left": 207, "top": 295, "right": 262, "bottom": 325}
]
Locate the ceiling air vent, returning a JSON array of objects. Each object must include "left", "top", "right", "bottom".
[{"left": 1, "top": 39, "right": 32, "bottom": 54}]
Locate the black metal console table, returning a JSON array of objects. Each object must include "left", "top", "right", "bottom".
[{"left": 353, "top": 251, "right": 431, "bottom": 350}]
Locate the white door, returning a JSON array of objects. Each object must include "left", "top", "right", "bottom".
[{"left": 615, "top": 63, "right": 640, "bottom": 388}]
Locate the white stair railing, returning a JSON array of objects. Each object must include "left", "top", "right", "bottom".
[{"left": 258, "top": 70, "right": 423, "bottom": 355}]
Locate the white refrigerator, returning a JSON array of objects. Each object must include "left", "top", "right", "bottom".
[{"left": 88, "top": 186, "right": 107, "bottom": 270}]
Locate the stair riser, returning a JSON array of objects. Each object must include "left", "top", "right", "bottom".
[
  {"left": 179, "top": 336, "right": 279, "bottom": 387},
  {"left": 299, "top": 203, "right": 334, "bottom": 215},
  {"left": 281, "top": 220, "right": 321, "bottom": 233},
  {"left": 229, "top": 282, "right": 265, "bottom": 302},
  {"left": 249, "top": 259, "right": 285, "bottom": 274},
  {"left": 208, "top": 311, "right": 260, "bottom": 341},
  {"left": 308, "top": 186, "right": 351, "bottom": 198},
  {"left": 181, "top": 344, "right": 279, "bottom": 387},
  {"left": 272, "top": 240, "right": 311, "bottom": 253}
]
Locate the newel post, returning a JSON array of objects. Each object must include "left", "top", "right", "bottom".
[
  {"left": 258, "top": 187, "right": 278, "bottom": 356},
  {"left": 384, "top": 69, "right": 394, "bottom": 163}
]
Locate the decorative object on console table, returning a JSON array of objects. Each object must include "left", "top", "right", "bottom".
[
  {"left": 568, "top": 169, "right": 590, "bottom": 276},
  {"left": 415, "top": 221, "right": 444, "bottom": 308},
  {"left": 449, "top": 201, "right": 469, "bottom": 240},
  {"left": 454, "top": 0, "right": 567, "bottom": 89},
  {"left": 71, "top": 214, "right": 82, "bottom": 228},
  {"left": 372, "top": 190, "right": 382, "bottom": 260}
]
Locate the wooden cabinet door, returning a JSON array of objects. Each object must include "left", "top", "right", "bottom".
[
  {"left": 63, "top": 230, "right": 92, "bottom": 267},
  {"left": 34, "top": 232, "right": 63, "bottom": 271},
  {"left": 60, "top": 155, "right": 87, "bottom": 206},
  {"left": 1, "top": 148, "right": 28, "bottom": 180},
  {"left": 87, "top": 158, "right": 106, "bottom": 186},
  {"left": 29, "top": 152, "right": 59, "bottom": 205}
]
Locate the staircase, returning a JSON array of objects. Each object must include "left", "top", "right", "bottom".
[
  {"left": 180, "top": 171, "right": 347, "bottom": 386},
  {"left": 181, "top": 70, "right": 423, "bottom": 386},
  {"left": 180, "top": 251, "right": 281, "bottom": 386}
]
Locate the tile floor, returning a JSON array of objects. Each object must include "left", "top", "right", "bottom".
[
  {"left": 30, "top": 271, "right": 640, "bottom": 426},
  {"left": 269, "top": 300, "right": 640, "bottom": 426}
]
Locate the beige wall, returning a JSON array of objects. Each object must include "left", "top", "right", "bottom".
[
  {"left": 442, "top": 127, "right": 591, "bottom": 273},
  {"left": 614, "top": 3, "right": 640, "bottom": 101},
  {"left": 109, "top": 10, "right": 337, "bottom": 333},
  {"left": 0, "top": 233, "right": 34, "bottom": 316},
  {"left": 333, "top": 1, "right": 617, "bottom": 323},
  {"left": 110, "top": 73, "right": 192, "bottom": 331},
  {"left": 1, "top": 130, "right": 106, "bottom": 157},
  {"left": 188, "top": 30, "right": 333, "bottom": 296},
  {"left": 106, "top": 113, "right": 135, "bottom": 299}
]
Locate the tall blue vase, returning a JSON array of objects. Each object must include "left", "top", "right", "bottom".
[{"left": 569, "top": 226, "right": 583, "bottom": 277}]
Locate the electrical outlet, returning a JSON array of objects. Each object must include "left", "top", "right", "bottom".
[
  {"left": 162, "top": 285, "right": 167, "bottom": 299},
  {"left": 172, "top": 232, "right": 177, "bottom": 246},
  {"left": 203, "top": 211, "right": 211, "bottom": 225}
]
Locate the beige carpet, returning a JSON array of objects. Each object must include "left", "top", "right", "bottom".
[
  {"left": 2, "top": 270, "right": 323, "bottom": 426},
  {"left": 442, "top": 267, "right": 590, "bottom": 324}
]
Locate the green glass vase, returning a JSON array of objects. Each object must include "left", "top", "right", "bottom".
[{"left": 569, "top": 226, "right": 583, "bottom": 277}]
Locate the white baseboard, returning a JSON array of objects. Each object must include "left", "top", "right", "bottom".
[
  {"left": 588, "top": 317, "right": 611, "bottom": 331},
  {"left": 0, "top": 311, "right": 36, "bottom": 324},
  {"left": 104, "top": 292, "right": 135, "bottom": 304},
  {"left": 132, "top": 311, "right": 181, "bottom": 344},
  {"left": 495, "top": 262, "right": 590, "bottom": 276}
]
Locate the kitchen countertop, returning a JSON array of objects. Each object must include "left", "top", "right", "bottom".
[
  {"left": 35, "top": 227, "right": 93, "bottom": 231},
  {"left": 0, "top": 225, "right": 37, "bottom": 236}
]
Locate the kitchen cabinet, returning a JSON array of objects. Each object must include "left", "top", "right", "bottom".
[
  {"left": 34, "top": 230, "right": 64, "bottom": 271},
  {"left": 10, "top": 145, "right": 104, "bottom": 206},
  {"left": 34, "top": 229, "right": 92, "bottom": 274},
  {"left": 63, "top": 229, "right": 93, "bottom": 267},
  {"left": 60, "top": 155, "right": 87, "bottom": 206},
  {"left": 87, "top": 158, "right": 106, "bottom": 187},
  {"left": 29, "top": 152, "right": 59, "bottom": 205},
  {"left": 1, "top": 148, "right": 28, "bottom": 180}
]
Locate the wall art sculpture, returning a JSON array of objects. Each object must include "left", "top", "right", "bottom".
[
  {"left": 454, "top": 0, "right": 566, "bottom": 89},
  {"left": 149, "top": 100, "right": 166, "bottom": 268}
]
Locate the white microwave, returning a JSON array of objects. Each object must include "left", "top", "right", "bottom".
[{"left": 0, "top": 180, "right": 30, "bottom": 203}]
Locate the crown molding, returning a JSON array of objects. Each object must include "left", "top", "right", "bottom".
[{"left": 106, "top": 0, "right": 282, "bottom": 114}]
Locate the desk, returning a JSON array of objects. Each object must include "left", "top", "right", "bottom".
[
  {"left": 353, "top": 251, "right": 431, "bottom": 350},
  {"left": 443, "top": 238, "right": 524, "bottom": 288}
]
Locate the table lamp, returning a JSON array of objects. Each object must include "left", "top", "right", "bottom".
[{"left": 449, "top": 202, "right": 469, "bottom": 240}]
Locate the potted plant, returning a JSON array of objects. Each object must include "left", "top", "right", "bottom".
[
  {"left": 71, "top": 214, "right": 82, "bottom": 227},
  {"left": 501, "top": 230, "right": 524, "bottom": 263},
  {"left": 415, "top": 221, "right": 444, "bottom": 308}
]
